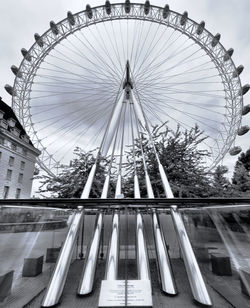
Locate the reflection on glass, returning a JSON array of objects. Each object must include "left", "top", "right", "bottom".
[
  {"left": 0, "top": 206, "right": 71, "bottom": 306},
  {"left": 207, "top": 207, "right": 250, "bottom": 298},
  {"left": 0, "top": 203, "right": 249, "bottom": 307},
  {"left": 182, "top": 205, "right": 250, "bottom": 307}
]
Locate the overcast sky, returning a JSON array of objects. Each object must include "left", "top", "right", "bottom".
[{"left": 0, "top": 0, "right": 249, "bottom": 182}]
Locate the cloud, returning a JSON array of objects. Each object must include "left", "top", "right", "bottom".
[{"left": 0, "top": 0, "right": 249, "bottom": 182}]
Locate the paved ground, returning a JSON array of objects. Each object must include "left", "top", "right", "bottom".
[{"left": 25, "top": 259, "right": 235, "bottom": 308}]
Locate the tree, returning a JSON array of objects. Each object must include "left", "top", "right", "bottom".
[
  {"left": 38, "top": 125, "right": 246, "bottom": 199},
  {"left": 124, "top": 124, "right": 213, "bottom": 198},
  {"left": 38, "top": 147, "right": 109, "bottom": 198},
  {"left": 238, "top": 148, "right": 250, "bottom": 171},
  {"left": 211, "top": 165, "right": 233, "bottom": 197},
  {"left": 231, "top": 149, "right": 250, "bottom": 196}
]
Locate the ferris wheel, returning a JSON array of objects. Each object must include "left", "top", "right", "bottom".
[{"left": 5, "top": 1, "right": 250, "bottom": 176}]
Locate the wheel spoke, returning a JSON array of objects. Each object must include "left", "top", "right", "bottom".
[{"left": 11, "top": 4, "right": 242, "bottom": 174}]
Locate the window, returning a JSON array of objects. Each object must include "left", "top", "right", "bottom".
[
  {"left": 0, "top": 137, "right": 4, "bottom": 145},
  {"left": 18, "top": 173, "right": 23, "bottom": 184},
  {"left": 20, "top": 161, "right": 25, "bottom": 170},
  {"left": 6, "top": 169, "right": 12, "bottom": 181},
  {"left": 0, "top": 152, "right": 2, "bottom": 160},
  {"left": 15, "top": 188, "right": 21, "bottom": 199},
  {"left": 11, "top": 143, "right": 17, "bottom": 151},
  {"left": 9, "top": 156, "right": 15, "bottom": 166},
  {"left": 3, "top": 186, "right": 9, "bottom": 199},
  {"left": 22, "top": 148, "right": 27, "bottom": 156}
]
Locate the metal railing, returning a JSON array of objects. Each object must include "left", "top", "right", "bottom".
[{"left": 1, "top": 197, "right": 249, "bottom": 208}]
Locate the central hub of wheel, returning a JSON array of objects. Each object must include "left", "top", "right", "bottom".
[{"left": 123, "top": 60, "right": 133, "bottom": 99}]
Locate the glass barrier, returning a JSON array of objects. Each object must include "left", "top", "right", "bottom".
[
  {"left": 181, "top": 205, "right": 250, "bottom": 307},
  {"left": 0, "top": 201, "right": 249, "bottom": 307},
  {"left": 0, "top": 205, "right": 72, "bottom": 307}
]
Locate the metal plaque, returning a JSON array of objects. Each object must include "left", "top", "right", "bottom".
[{"left": 98, "top": 279, "right": 152, "bottom": 307}]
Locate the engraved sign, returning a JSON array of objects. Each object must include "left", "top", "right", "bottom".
[{"left": 99, "top": 280, "right": 152, "bottom": 307}]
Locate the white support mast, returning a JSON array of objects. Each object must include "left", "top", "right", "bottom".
[{"left": 131, "top": 69, "right": 212, "bottom": 306}]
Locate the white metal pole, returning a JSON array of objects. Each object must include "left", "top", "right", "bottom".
[
  {"left": 105, "top": 213, "right": 120, "bottom": 280},
  {"left": 77, "top": 213, "right": 103, "bottom": 295},
  {"left": 131, "top": 89, "right": 212, "bottom": 306}
]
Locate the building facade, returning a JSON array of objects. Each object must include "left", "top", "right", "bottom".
[{"left": 0, "top": 98, "right": 40, "bottom": 199}]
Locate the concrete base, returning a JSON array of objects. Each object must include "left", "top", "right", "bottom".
[
  {"left": 211, "top": 253, "right": 232, "bottom": 276},
  {"left": 46, "top": 247, "right": 61, "bottom": 263},
  {"left": 194, "top": 246, "right": 209, "bottom": 263},
  {"left": 22, "top": 255, "right": 44, "bottom": 277},
  {"left": 0, "top": 270, "right": 14, "bottom": 302}
]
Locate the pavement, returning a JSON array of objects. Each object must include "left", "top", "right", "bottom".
[{"left": 25, "top": 259, "right": 234, "bottom": 308}]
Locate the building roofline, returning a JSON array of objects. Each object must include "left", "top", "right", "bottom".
[{"left": 0, "top": 97, "right": 36, "bottom": 149}]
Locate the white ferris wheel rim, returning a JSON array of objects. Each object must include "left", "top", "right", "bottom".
[{"left": 10, "top": 2, "right": 244, "bottom": 175}]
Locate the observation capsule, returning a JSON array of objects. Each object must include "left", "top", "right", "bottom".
[
  {"left": 50, "top": 21, "right": 59, "bottom": 35},
  {"left": 34, "top": 33, "right": 44, "bottom": 48},
  {"left": 196, "top": 21, "right": 205, "bottom": 35},
  {"left": 242, "top": 104, "right": 250, "bottom": 116},
  {"left": 238, "top": 125, "right": 250, "bottom": 136},
  {"left": 223, "top": 48, "right": 234, "bottom": 61},
  {"left": 238, "top": 84, "right": 250, "bottom": 96},
  {"left": 180, "top": 11, "right": 188, "bottom": 26},
  {"left": 232, "top": 65, "right": 244, "bottom": 78},
  {"left": 211, "top": 33, "right": 220, "bottom": 47},
  {"left": 144, "top": 0, "right": 150, "bottom": 15},
  {"left": 162, "top": 4, "right": 170, "bottom": 19},
  {"left": 86, "top": 4, "right": 93, "bottom": 19},
  {"left": 11, "top": 65, "right": 22, "bottom": 78},
  {"left": 21, "top": 48, "right": 32, "bottom": 61},
  {"left": 4, "top": 84, "right": 16, "bottom": 96},
  {"left": 125, "top": 0, "right": 131, "bottom": 14},
  {"left": 229, "top": 146, "right": 242, "bottom": 156},
  {"left": 105, "top": 1, "right": 111, "bottom": 14},
  {"left": 67, "top": 11, "right": 75, "bottom": 26}
]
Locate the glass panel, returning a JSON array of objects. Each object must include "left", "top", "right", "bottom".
[
  {"left": 20, "top": 161, "right": 25, "bottom": 170},
  {"left": 15, "top": 189, "right": 21, "bottom": 199},
  {"left": 0, "top": 205, "right": 72, "bottom": 307},
  {"left": 3, "top": 186, "right": 9, "bottom": 199},
  {"left": 18, "top": 173, "right": 23, "bottom": 184},
  {"left": 8, "top": 156, "right": 14, "bottom": 167},
  {"left": 6, "top": 169, "right": 12, "bottom": 181},
  {"left": 0, "top": 201, "right": 249, "bottom": 307},
  {"left": 11, "top": 143, "right": 17, "bottom": 151},
  {"left": 182, "top": 205, "right": 250, "bottom": 307}
]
